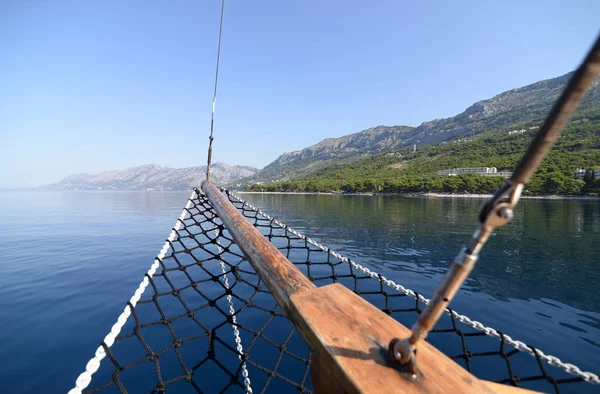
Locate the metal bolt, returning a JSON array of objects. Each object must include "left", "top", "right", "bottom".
[
  {"left": 389, "top": 338, "right": 403, "bottom": 363},
  {"left": 498, "top": 207, "right": 513, "bottom": 219},
  {"left": 393, "top": 348, "right": 403, "bottom": 361}
]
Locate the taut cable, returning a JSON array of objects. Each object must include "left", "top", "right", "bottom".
[
  {"left": 389, "top": 33, "right": 600, "bottom": 379},
  {"left": 205, "top": 0, "right": 226, "bottom": 182}
]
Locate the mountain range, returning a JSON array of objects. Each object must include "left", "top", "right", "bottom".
[
  {"left": 40, "top": 163, "right": 258, "bottom": 191},
  {"left": 245, "top": 71, "right": 600, "bottom": 184},
  {"left": 43, "top": 70, "right": 599, "bottom": 191}
]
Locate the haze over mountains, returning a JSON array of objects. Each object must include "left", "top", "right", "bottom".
[
  {"left": 44, "top": 70, "right": 599, "bottom": 191},
  {"left": 41, "top": 163, "right": 258, "bottom": 190}
]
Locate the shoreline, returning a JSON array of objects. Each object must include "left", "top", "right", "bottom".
[
  {"left": 13, "top": 189, "right": 599, "bottom": 200},
  {"left": 237, "top": 191, "right": 600, "bottom": 200},
  {"left": 421, "top": 193, "right": 599, "bottom": 200}
]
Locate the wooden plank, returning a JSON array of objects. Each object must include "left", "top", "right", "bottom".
[
  {"left": 202, "top": 182, "right": 540, "bottom": 393},
  {"left": 201, "top": 181, "right": 316, "bottom": 316},
  {"left": 311, "top": 355, "right": 347, "bottom": 394},
  {"left": 291, "top": 283, "right": 496, "bottom": 394}
]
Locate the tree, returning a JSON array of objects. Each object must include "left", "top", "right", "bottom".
[{"left": 583, "top": 169, "right": 593, "bottom": 184}]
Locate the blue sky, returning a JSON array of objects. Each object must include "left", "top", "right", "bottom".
[{"left": 1, "top": 1, "right": 599, "bottom": 188}]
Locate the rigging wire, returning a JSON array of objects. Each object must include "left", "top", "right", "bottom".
[
  {"left": 205, "top": 0, "right": 226, "bottom": 182},
  {"left": 389, "top": 33, "right": 600, "bottom": 375}
]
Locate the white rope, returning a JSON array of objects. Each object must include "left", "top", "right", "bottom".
[
  {"left": 213, "top": 224, "right": 253, "bottom": 393},
  {"left": 68, "top": 191, "right": 197, "bottom": 394},
  {"left": 225, "top": 189, "right": 600, "bottom": 385}
]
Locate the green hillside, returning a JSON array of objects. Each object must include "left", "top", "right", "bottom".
[
  {"left": 238, "top": 72, "right": 600, "bottom": 187},
  {"left": 247, "top": 112, "right": 600, "bottom": 195}
]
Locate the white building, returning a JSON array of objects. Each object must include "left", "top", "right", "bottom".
[
  {"left": 437, "top": 167, "right": 512, "bottom": 178},
  {"left": 574, "top": 168, "right": 586, "bottom": 180},
  {"left": 574, "top": 168, "right": 600, "bottom": 180},
  {"left": 438, "top": 167, "right": 497, "bottom": 176}
]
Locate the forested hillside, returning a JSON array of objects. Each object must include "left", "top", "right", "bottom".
[
  {"left": 241, "top": 71, "right": 600, "bottom": 185},
  {"left": 247, "top": 112, "right": 600, "bottom": 195}
]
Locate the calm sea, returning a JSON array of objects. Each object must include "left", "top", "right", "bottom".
[{"left": 0, "top": 191, "right": 598, "bottom": 393}]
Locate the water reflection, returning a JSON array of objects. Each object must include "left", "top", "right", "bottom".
[
  {"left": 1, "top": 191, "right": 598, "bottom": 393},
  {"left": 242, "top": 194, "right": 600, "bottom": 310},
  {"left": 241, "top": 193, "right": 600, "bottom": 377}
]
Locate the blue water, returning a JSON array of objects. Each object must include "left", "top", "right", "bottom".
[{"left": 0, "top": 191, "right": 598, "bottom": 393}]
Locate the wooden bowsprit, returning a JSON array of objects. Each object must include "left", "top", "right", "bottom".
[{"left": 202, "top": 180, "right": 534, "bottom": 394}]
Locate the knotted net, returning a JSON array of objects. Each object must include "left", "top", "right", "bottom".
[{"left": 71, "top": 188, "right": 598, "bottom": 394}]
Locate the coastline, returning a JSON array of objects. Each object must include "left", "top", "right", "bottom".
[
  {"left": 17, "top": 189, "right": 599, "bottom": 200},
  {"left": 237, "top": 191, "right": 600, "bottom": 200},
  {"left": 421, "top": 193, "right": 599, "bottom": 200}
]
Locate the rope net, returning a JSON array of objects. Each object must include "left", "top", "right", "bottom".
[{"left": 78, "top": 188, "right": 596, "bottom": 394}]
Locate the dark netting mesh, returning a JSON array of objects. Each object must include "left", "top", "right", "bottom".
[{"left": 83, "top": 188, "right": 595, "bottom": 394}]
